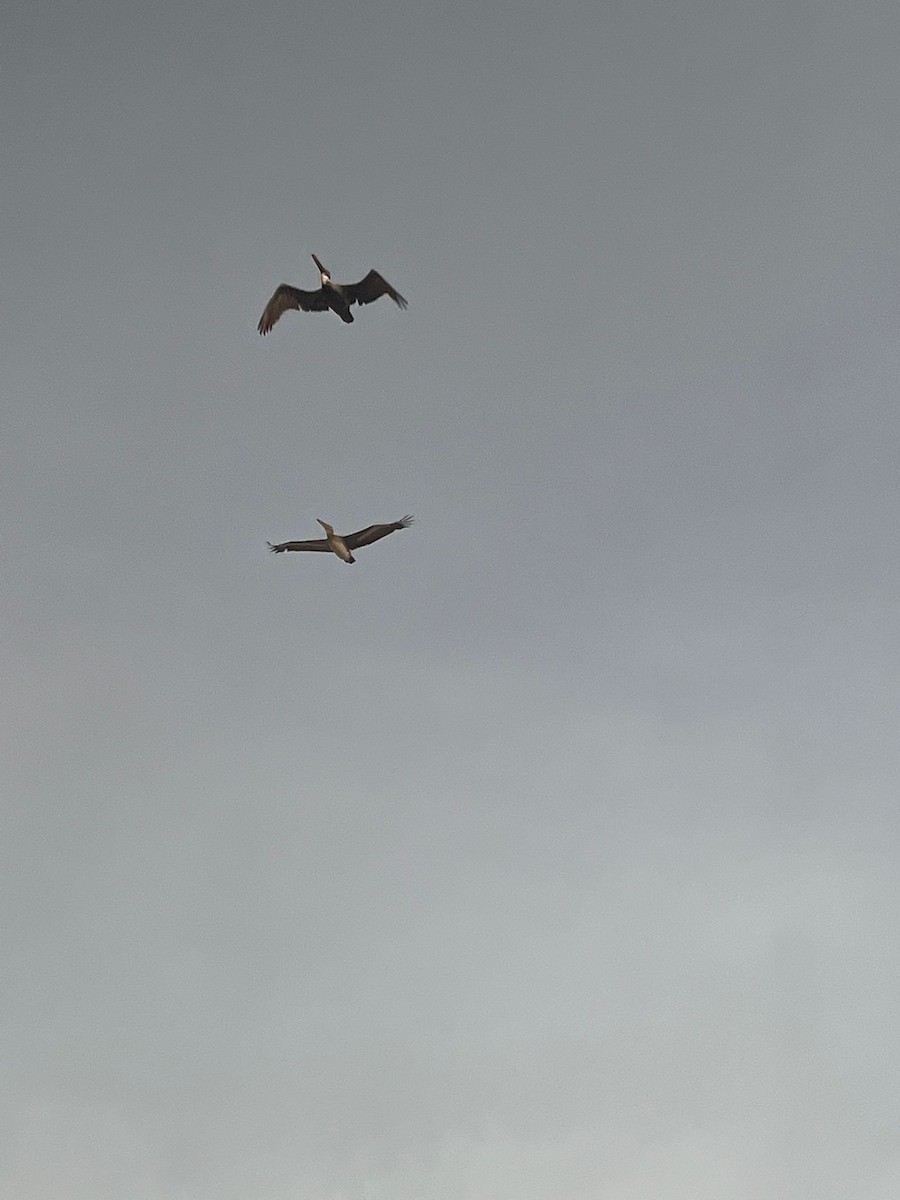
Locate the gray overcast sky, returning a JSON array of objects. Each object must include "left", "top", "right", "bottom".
[{"left": 3, "top": 1, "right": 900, "bottom": 1196}]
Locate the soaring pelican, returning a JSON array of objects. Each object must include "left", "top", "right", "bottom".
[
  {"left": 268, "top": 516, "right": 413, "bottom": 564},
  {"left": 257, "top": 254, "right": 407, "bottom": 334}
]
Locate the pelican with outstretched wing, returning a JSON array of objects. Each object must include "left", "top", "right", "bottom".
[
  {"left": 258, "top": 254, "right": 407, "bottom": 334},
  {"left": 268, "top": 516, "right": 413, "bottom": 564}
]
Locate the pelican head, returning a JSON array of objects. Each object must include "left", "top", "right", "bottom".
[
  {"left": 316, "top": 518, "right": 334, "bottom": 534},
  {"left": 311, "top": 254, "right": 330, "bottom": 283}
]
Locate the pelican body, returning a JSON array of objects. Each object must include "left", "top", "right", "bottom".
[
  {"left": 258, "top": 254, "right": 407, "bottom": 334},
  {"left": 318, "top": 519, "right": 355, "bottom": 563},
  {"left": 268, "top": 516, "right": 413, "bottom": 564}
]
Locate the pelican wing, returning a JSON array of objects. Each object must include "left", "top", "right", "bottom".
[
  {"left": 343, "top": 270, "right": 408, "bottom": 309},
  {"left": 257, "top": 284, "right": 329, "bottom": 335},
  {"left": 268, "top": 539, "right": 331, "bottom": 553},
  {"left": 344, "top": 515, "right": 414, "bottom": 550}
]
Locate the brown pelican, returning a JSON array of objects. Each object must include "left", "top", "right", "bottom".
[
  {"left": 268, "top": 516, "right": 413, "bottom": 564},
  {"left": 257, "top": 254, "right": 407, "bottom": 334}
]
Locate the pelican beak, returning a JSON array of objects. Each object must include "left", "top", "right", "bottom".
[
  {"left": 311, "top": 254, "right": 328, "bottom": 276},
  {"left": 317, "top": 518, "right": 331, "bottom": 532}
]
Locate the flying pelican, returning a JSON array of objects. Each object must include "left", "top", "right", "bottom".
[
  {"left": 268, "top": 516, "right": 414, "bottom": 564},
  {"left": 257, "top": 254, "right": 407, "bottom": 334}
]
